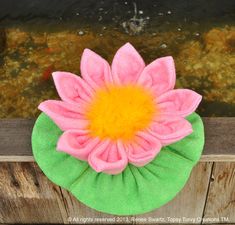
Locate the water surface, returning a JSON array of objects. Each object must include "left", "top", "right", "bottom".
[{"left": 0, "top": 0, "right": 234, "bottom": 117}]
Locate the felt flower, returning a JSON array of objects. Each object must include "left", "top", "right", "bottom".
[{"left": 38, "top": 43, "right": 202, "bottom": 175}]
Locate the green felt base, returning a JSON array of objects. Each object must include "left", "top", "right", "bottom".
[{"left": 32, "top": 112, "right": 204, "bottom": 215}]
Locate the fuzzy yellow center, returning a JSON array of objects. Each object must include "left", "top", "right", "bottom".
[{"left": 85, "top": 85, "right": 157, "bottom": 141}]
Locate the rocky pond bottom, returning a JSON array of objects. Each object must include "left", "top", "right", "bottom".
[{"left": 0, "top": 25, "right": 234, "bottom": 118}]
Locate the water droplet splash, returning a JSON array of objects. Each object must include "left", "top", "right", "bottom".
[{"left": 122, "top": 2, "right": 148, "bottom": 35}]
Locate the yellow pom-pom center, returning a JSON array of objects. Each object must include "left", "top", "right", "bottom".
[{"left": 85, "top": 84, "right": 157, "bottom": 141}]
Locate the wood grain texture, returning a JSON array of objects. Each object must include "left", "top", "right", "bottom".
[
  {"left": 0, "top": 162, "right": 212, "bottom": 224},
  {"left": 1, "top": 162, "right": 235, "bottom": 224},
  {"left": 0, "top": 162, "right": 67, "bottom": 224},
  {"left": 2, "top": 155, "right": 235, "bottom": 162},
  {"left": 202, "top": 162, "right": 235, "bottom": 224},
  {"left": 203, "top": 117, "right": 235, "bottom": 156},
  {"left": 200, "top": 155, "right": 235, "bottom": 162},
  {"left": 60, "top": 188, "right": 134, "bottom": 224},
  {"left": 0, "top": 119, "right": 34, "bottom": 156},
  {"left": 134, "top": 162, "right": 213, "bottom": 224},
  {"left": 0, "top": 117, "right": 235, "bottom": 159}
]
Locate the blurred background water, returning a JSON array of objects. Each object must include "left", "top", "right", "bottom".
[{"left": 0, "top": 0, "right": 234, "bottom": 118}]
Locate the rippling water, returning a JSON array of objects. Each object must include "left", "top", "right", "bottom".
[{"left": 0, "top": 0, "right": 234, "bottom": 117}]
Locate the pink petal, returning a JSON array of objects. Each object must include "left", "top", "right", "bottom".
[
  {"left": 80, "top": 49, "right": 112, "bottom": 88},
  {"left": 138, "top": 56, "right": 176, "bottom": 96},
  {"left": 57, "top": 130, "right": 100, "bottom": 161},
  {"left": 38, "top": 100, "right": 88, "bottom": 131},
  {"left": 111, "top": 43, "right": 145, "bottom": 84},
  {"left": 127, "top": 132, "right": 162, "bottom": 167},
  {"left": 149, "top": 116, "right": 193, "bottom": 146},
  {"left": 53, "top": 71, "right": 94, "bottom": 104},
  {"left": 88, "top": 140, "right": 128, "bottom": 174},
  {"left": 158, "top": 89, "right": 202, "bottom": 117}
]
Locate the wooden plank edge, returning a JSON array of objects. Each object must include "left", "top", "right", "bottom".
[
  {"left": 200, "top": 155, "right": 235, "bottom": 162},
  {"left": 1, "top": 155, "right": 235, "bottom": 162},
  {"left": 0, "top": 155, "right": 35, "bottom": 162}
]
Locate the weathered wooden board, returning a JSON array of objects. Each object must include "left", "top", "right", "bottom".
[
  {"left": 0, "top": 118, "right": 234, "bottom": 223},
  {"left": 0, "top": 119, "right": 34, "bottom": 157},
  {"left": 0, "top": 117, "right": 235, "bottom": 161},
  {"left": 0, "top": 162, "right": 213, "bottom": 224},
  {"left": 60, "top": 188, "right": 134, "bottom": 224},
  {"left": 0, "top": 162, "right": 66, "bottom": 224},
  {"left": 1, "top": 162, "right": 235, "bottom": 224},
  {"left": 135, "top": 162, "right": 213, "bottom": 224},
  {"left": 203, "top": 162, "right": 235, "bottom": 224}
]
